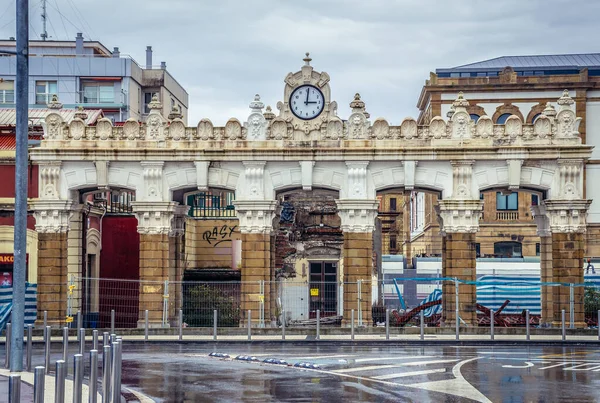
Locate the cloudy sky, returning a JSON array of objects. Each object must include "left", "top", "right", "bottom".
[{"left": 1, "top": 0, "right": 599, "bottom": 125}]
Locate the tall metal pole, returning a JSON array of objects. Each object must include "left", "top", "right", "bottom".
[{"left": 11, "top": 0, "right": 29, "bottom": 373}]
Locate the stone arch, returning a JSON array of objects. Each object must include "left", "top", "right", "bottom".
[
  {"left": 370, "top": 163, "right": 450, "bottom": 197},
  {"left": 467, "top": 104, "right": 487, "bottom": 119},
  {"left": 473, "top": 162, "right": 554, "bottom": 194},
  {"left": 526, "top": 102, "right": 547, "bottom": 124},
  {"left": 492, "top": 103, "right": 524, "bottom": 123}
]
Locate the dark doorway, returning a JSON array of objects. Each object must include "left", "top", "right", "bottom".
[{"left": 309, "top": 261, "right": 337, "bottom": 318}]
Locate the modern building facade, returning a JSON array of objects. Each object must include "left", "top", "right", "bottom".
[
  {"left": 0, "top": 33, "right": 188, "bottom": 124},
  {"left": 397, "top": 54, "right": 600, "bottom": 263}
]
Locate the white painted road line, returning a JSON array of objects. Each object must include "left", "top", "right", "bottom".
[
  {"left": 564, "top": 363, "right": 600, "bottom": 371},
  {"left": 538, "top": 362, "right": 580, "bottom": 370},
  {"left": 354, "top": 355, "right": 435, "bottom": 363},
  {"left": 332, "top": 359, "right": 460, "bottom": 373},
  {"left": 373, "top": 368, "right": 447, "bottom": 380}
]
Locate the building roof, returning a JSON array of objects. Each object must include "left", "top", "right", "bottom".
[
  {"left": 0, "top": 108, "right": 104, "bottom": 126},
  {"left": 437, "top": 53, "right": 600, "bottom": 74}
]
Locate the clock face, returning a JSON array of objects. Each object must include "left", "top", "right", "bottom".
[{"left": 289, "top": 85, "right": 325, "bottom": 120}]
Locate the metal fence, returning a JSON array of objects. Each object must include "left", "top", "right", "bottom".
[{"left": 68, "top": 276, "right": 600, "bottom": 331}]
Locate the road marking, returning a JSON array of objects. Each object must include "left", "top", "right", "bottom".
[
  {"left": 333, "top": 359, "right": 459, "bottom": 373},
  {"left": 539, "top": 362, "right": 580, "bottom": 370},
  {"left": 564, "top": 363, "right": 600, "bottom": 371},
  {"left": 373, "top": 368, "right": 447, "bottom": 380},
  {"left": 502, "top": 362, "right": 534, "bottom": 369},
  {"left": 354, "top": 355, "right": 435, "bottom": 363},
  {"left": 405, "top": 357, "right": 492, "bottom": 403}
]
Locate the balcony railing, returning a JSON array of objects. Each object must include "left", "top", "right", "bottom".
[{"left": 496, "top": 211, "right": 519, "bottom": 220}]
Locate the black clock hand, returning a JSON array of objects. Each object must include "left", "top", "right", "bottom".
[{"left": 305, "top": 89, "right": 309, "bottom": 105}]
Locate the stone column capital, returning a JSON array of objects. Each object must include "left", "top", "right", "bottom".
[
  {"left": 531, "top": 204, "right": 551, "bottom": 237},
  {"left": 540, "top": 199, "right": 592, "bottom": 234},
  {"left": 32, "top": 199, "right": 75, "bottom": 233},
  {"left": 336, "top": 199, "right": 379, "bottom": 233},
  {"left": 131, "top": 201, "right": 183, "bottom": 235},
  {"left": 233, "top": 199, "right": 277, "bottom": 234},
  {"left": 435, "top": 199, "right": 483, "bottom": 235}
]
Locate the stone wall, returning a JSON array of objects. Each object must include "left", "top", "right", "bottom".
[{"left": 184, "top": 218, "right": 240, "bottom": 269}]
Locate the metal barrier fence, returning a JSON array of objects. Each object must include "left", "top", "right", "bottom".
[{"left": 69, "top": 276, "right": 600, "bottom": 330}]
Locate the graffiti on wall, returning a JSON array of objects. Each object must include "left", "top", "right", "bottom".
[{"left": 202, "top": 225, "right": 238, "bottom": 247}]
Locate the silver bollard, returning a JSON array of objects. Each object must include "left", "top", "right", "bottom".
[
  {"left": 93, "top": 329, "right": 98, "bottom": 352},
  {"left": 490, "top": 309, "right": 495, "bottom": 341},
  {"left": 562, "top": 309, "right": 566, "bottom": 341},
  {"left": 9, "top": 374, "right": 20, "bottom": 403},
  {"left": 179, "top": 309, "right": 183, "bottom": 341},
  {"left": 44, "top": 326, "right": 51, "bottom": 374},
  {"left": 27, "top": 324, "right": 33, "bottom": 371},
  {"left": 316, "top": 309, "right": 320, "bottom": 340},
  {"left": 34, "top": 366, "right": 45, "bottom": 403},
  {"left": 385, "top": 309, "right": 390, "bottom": 340},
  {"left": 62, "top": 327, "right": 69, "bottom": 367},
  {"left": 213, "top": 310, "right": 218, "bottom": 341},
  {"left": 351, "top": 309, "right": 355, "bottom": 340},
  {"left": 77, "top": 311, "right": 82, "bottom": 332},
  {"left": 526, "top": 309, "right": 530, "bottom": 341},
  {"left": 89, "top": 349, "right": 98, "bottom": 403},
  {"left": 111, "top": 341, "right": 122, "bottom": 403},
  {"left": 247, "top": 310, "right": 252, "bottom": 341},
  {"left": 43, "top": 311, "right": 47, "bottom": 337},
  {"left": 4, "top": 322, "right": 10, "bottom": 369},
  {"left": 55, "top": 360, "right": 66, "bottom": 403},
  {"left": 598, "top": 310, "right": 600, "bottom": 341},
  {"left": 420, "top": 310, "right": 424, "bottom": 341},
  {"left": 102, "top": 332, "right": 109, "bottom": 347},
  {"left": 79, "top": 328, "right": 85, "bottom": 355},
  {"left": 144, "top": 310, "right": 149, "bottom": 341},
  {"left": 111, "top": 310, "right": 115, "bottom": 334},
  {"left": 102, "top": 345, "right": 111, "bottom": 403},
  {"left": 73, "top": 354, "right": 83, "bottom": 403},
  {"left": 281, "top": 310, "right": 285, "bottom": 341}
]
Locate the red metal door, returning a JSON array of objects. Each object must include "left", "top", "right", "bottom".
[{"left": 99, "top": 216, "right": 140, "bottom": 328}]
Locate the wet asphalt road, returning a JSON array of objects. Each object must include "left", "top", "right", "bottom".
[{"left": 115, "top": 344, "right": 600, "bottom": 403}]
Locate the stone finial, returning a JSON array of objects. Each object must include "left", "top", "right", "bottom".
[
  {"left": 249, "top": 94, "right": 264, "bottom": 113},
  {"left": 303, "top": 52, "right": 312, "bottom": 66},
  {"left": 74, "top": 105, "right": 88, "bottom": 121},
  {"left": 263, "top": 105, "right": 275, "bottom": 121},
  {"left": 446, "top": 104, "right": 456, "bottom": 119},
  {"left": 350, "top": 93, "right": 366, "bottom": 112},
  {"left": 47, "top": 94, "right": 63, "bottom": 109},
  {"left": 557, "top": 89, "right": 575, "bottom": 108},
  {"left": 452, "top": 92, "right": 469, "bottom": 108},
  {"left": 168, "top": 104, "right": 183, "bottom": 120},
  {"left": 542, "top": 102, "right": 557, "bottom": 118},
  {"left": 148, "top": 94, "right": 162, "bottom": 111}
]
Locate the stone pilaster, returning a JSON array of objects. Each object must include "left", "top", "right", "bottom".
[
  {"left": 531, "top": 204, "right": 553, "bottom": 326},
  {"left": 540, "top": 199, "right": 591, "bottom": 327},
  {"left": 32, "top": 200, "right": 74, "bottom": 327},
  {"left": 436, "top": 198, "right": 482, "bottom": 327},
  {"left": 234, "top": 200, "right": 277, "bottom": 326},
  {"left": 336, "top": 199, "right": 378, "bottom": 326},
  {"left": 132, "top": 201, "right": 180, "bottom": 327}
]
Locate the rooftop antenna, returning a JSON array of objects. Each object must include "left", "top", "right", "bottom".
[{"left": 40, "top": 0, "right": 48, "bottom": 41}]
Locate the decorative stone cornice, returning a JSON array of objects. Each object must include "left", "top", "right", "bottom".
[
  {"left": 450, "top": 160, "right": 474, "bottom": 199},
  {"left": 346, "top": 161, "right": 369, "bottom": 199},
  {"left": 541, "top": 199, "right": 592, "bottom": 234},
  {"left": 32, "top": 200, "right": 74, "bottom": 233},
  {"left": 140, "top": 161, "right": 164, "bottom": 202},
  {"left": 233, "top": 200, "right": 278, "bottom": 234},
  {"left": 131, "top": 201, "right": 180, "bottom": 235},
  {"left": 531, "top": 204, "right": 551, "bottom": 237},
  {"left": 335, "top": 199, "right": 379, "bottom": 233},
  {"left": 241, "top": 161, "right": 267, "bottom": 200},
  {"left": 435, "top": 199, "right": 483, "bottom": 234},
  {"left": 557, "top": 159, "right": 583, "bottom": 200},
  {"left": 39, "top": 161, "right": 62, "bottom": 200},
  {"left": 170, "top": 204, "right": 191, "bottom": 237}
]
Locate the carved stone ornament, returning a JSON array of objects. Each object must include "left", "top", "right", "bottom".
[
  {"left": 429, "top": 117, "right": 447, "bottom": 139},
  {"left": 96, "top": 118, "right": 113, "bottom": 141},
  {"left": 168, "top": 119, "right": 187, "bottom": 141},
  {"left": 346, "top": 161, "right": 369, "bottom": 199},
  {"left": 504, "top": 116, "right": 522, "bottom": 139},
  {"left": 324, "top": 118, "right": 344, "bottom": 140},
  {"left": 371, "top": 118, "right": 390, "bottom": 140},
  {"left": 542, "top": 199, "right": 591, "bottom": 234},
  {"left": 39, "top": 162, "right": 61, "bottom": 199},
  {"left": 475, "top": 116, "right": 493, "bottom": 138},
  {"left": 557, "top": 159, "right": 583, "bottom": 200},
  {"left": 197, "top": 119, "right": 215, "bottom": 141},
  {"left": 450, "top": 92, "right": 473, "bottom": 139},
  {"left": 123, "top": 119, "right": 140, "bottom": 140},
  {"left": 32, "top": 200, "right": 74, "bottom": 233},
  {"left": 224, "top": 118, "right": 244, "bottom": 140},
  {"left": 347, "top": 113, "right": 368, "bottom": 139},
  {"left": 531, "top": 204, "right": 551, "bottom": 237},
  {"left": 168, "top": 105, "right": 183, "bottom": 121},
  {"left": 269, "top": 118, "right": 292, "bottom": 140},
  {"left": 245, "top": 95, "right": 268, "bottom": 141},
  {"left": 533, "top": 115, "right": 552, "bottom": 138},
  {"left": 401, "top": 118, "right": 418, "bottom": 140},
  {"left": 145, "top": 113, "right": 167, "bottom": 141},
  {"left": 47, "top": 94, "right": 63, "bottom": 109},
  {"left": 141, "top": 161, "right": 164, "bottom": 202},
  {"left": 435, "top": 199, "right": 483, "bottom": 234},
  {"left": 131, "top": 201, "right": 180, "bottom": 235},
  {"left": 335, "top": 199, "right": 379, "bottom": 233},
  {"left": 69, "top": 118, "right": 85, "bottom": 140},
  {"left": 451, "top": 160, "right": 474, "bottom": 199},
  {"left": 233, "top": 200, "right": 278, "bottom": 234},
  {"left": 43, "top": 112, "right": 64, "bottom": 140},
  {"left": 242, "top": 161, "right": 266, "bottom": 200}
]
